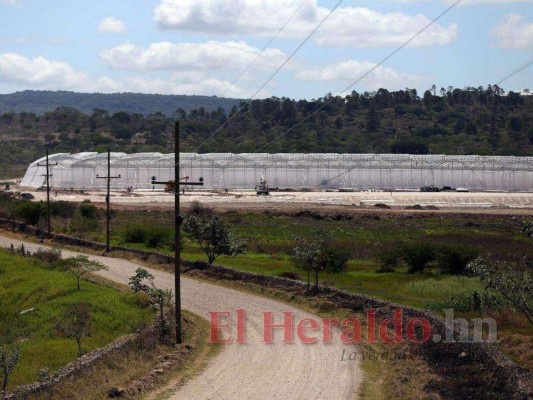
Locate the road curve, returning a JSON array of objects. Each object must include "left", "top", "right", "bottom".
[{"left": 0, "top": 235, "right": 361, "bottom": 400}]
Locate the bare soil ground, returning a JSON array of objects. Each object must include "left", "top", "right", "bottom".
[{"left": 13, "top": 185, "right": 533, "bottom": 216}]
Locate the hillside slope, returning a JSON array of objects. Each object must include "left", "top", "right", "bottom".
[{"left": 0, "top": 91, "right": 243, "bottom": 116}]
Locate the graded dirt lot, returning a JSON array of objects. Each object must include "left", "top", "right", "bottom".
[
  {"left": 16, "top": 186, "right": 533, "bottom": 216},
  {"left": 0, "top": 234, "right": 361, "bottom": 400}
]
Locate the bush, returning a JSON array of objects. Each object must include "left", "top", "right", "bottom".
[
  {"left": 437, "top": 244, "right": 478, "bottom": 275},
  {"left": 124, "top": 227, "right": 148, "bottom": 243},
  {"left": 50, "top": 201, "right": 77, "bottom": 219},
  {"left": 79, "top": 203, "right": 99, "bottom": 219},
  {"left": 124, "top": 225, "right": 173, "bottom": 249},
  {"left": 326, "top": 248, "right": 350, "bottom": 273},
  {"left": 32, "top": 248, "right": 62, "bottom": 263},
  {"left": 376, "top": 248, "right": 401, "bottom": 273},
  {"left": 401, "top": 243, "right": 436, "bottom": 273},
  {"left": 14, "top": 201, "right": 45, "bottom": 225},
  {"left": 146, "top": 232, "right": 166, "bottom": 248}
]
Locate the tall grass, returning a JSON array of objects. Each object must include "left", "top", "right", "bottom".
[{"left": 0, "top": 250, "right": 153, "bottom": 389}]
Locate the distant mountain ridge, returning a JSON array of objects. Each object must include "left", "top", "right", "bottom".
[{"left": 0, "top": 90, "right": 244, "bottom": 115}]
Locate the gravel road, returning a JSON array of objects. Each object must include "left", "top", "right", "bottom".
[{"left": 0, "top": 235, "right": 361, "bottom": 400}]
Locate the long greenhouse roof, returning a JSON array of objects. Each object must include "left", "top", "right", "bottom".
[{"left": 27, "top": 152, "right": 533, "bottom": 171}]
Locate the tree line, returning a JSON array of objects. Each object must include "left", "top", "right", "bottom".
[{"left": 0, "top": 85, "right": 531, "bottom": 177}]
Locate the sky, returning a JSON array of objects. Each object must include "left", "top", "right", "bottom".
[{"left": 0, "top": 0, "right": 531, "bottom": 100}]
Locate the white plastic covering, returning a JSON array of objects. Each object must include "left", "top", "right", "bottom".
[{"left": 20, "top": 153, "right": 533, "bottom": 191}]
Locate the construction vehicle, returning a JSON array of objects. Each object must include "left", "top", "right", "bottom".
[
  {"left": 256, "top": 177, "right": 270, "bottom": 195},
  {"left": 163, "top": 176, "right": 192, "bottom": 192}
]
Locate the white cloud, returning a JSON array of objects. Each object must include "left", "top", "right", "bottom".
[
  {"left": 316, "top": 7, "right": 457, "bottom": 47},
  {"left": 98, "top": 17, "right": 127, "bottom": 34},
  {"left": 0, "top": 53, "right": 119, "bottom": 92},
  {"left": 100, "top": 40, "right": 287, "bottom": 72},
  {"left": 153, "top": 0, "right": 457, "bottom": 47},
  {"left": 1, "top": 0, "right": 23, "bottom": 7},
  {"left": 122, "top": 74, "right": 259, "bottom": 97},
  {"left": 0, "top": 52, "right": 260, "bottom": 97},
  {"left": 493, "top": 14, "right": 533, "bottom": 49},
  {"left": 295, "top": 59, "right": 425, "bottom": 89}
]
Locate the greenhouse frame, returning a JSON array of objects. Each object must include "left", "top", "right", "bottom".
[{"left": 20, "top": 152, "right": 533, "bottom": 192}]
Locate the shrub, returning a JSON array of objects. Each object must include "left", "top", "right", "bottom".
[
  {"left": 326, "top": 248, "right": 350, "bottom": 273},
  {"left": 32, "top": 248, "right": 62, "bottom": 263},
  {"left": 79, "top": 203, "right": 99, "bottom": 219},
  {"left": 146, "top": 232, "right": 166, "bottom": 248},
  {"left": 14, "top": 201, "right": 45, "bottom": 225},
  {"left": 50, "top": 200, "right": 77, "bottom": 219},
  {"left": 376, "top": 248, "right": 401, "bottom": 273},
  {"left": 191, "top": 200, "right": 211, "bottom": 215},
  {"left": 124, "top": 227, "right": 148, "bottom": 243},
  {"left": 401, "top": 243, "right": 436, "bottom": 273},
  {"left": 124, "top": 225, "right": 173, "bottom": 248},
  {"left": 437, "top": 244, "right": 478, "bottom": 275},
  {"left": 278, "top": 271, "right": 301, "bottom": 280}
]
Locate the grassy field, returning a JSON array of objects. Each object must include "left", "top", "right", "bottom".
[
  {"left": 92, "top": 208, "right": 532, "bottom": 368},
  {"left": 4, "top": 202, "right": 531, "bottom": 368},
  {"left": 0, "top": 249, "right": 153, "bottom": 390},
  {"left": 65, "top": 208, "right": 529, "bottom": 308}
]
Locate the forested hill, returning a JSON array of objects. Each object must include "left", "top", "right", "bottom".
[
  {"left": 0, "top": 86, "right": 531, "bottom": 178},
  {"left": 0, "top": 90, "right": 243, "bottom": 115}
]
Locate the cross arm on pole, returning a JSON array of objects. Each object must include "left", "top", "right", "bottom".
[{"left": 96, "top": 174, "right": 122, "bottom": 179}]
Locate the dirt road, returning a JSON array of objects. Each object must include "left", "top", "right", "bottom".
[{"left": 0, "top": 235, "right": 361, "bottom": 400}]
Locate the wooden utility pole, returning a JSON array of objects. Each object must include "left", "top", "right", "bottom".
[
  {"left": 151, "top": 121, "right": 203, "bottom": 344},
  {"left": 37, "top": 146, "right": 58, "bottom": 236},
  {"left": 96, "top": 149, "right": 121, "bottom": 253}
]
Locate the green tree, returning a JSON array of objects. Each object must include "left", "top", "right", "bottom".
[
  {"left": 365, "top": 104, "right": 380, "bottom": 132},
  {"left": 58, "top": 255, "right": 108, "bottom": 290},
  {"left": 129, "top": 268, "right": 173, "bottom": 336},
  {"left": 436, "top": 245, "right": 478, "bottom": 275},
  {"left": 292, "top": 230, "right": 337, "bottom": 292},
  {"left": 183, "top": 214, "right": 246, "bottom": 264},
  {"left": 0, "top": 346, "right": 20, "bottom": 392},
  {"left": 467, "top": 257, "right": 532, "bottom": 325},
  {"left": 401, "top": 243, "right": 436, "bottom": 273}
]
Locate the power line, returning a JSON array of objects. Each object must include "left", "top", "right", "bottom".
[
  {"left": 200, "top": 0, "right": 464, "bottom": 202},
  {"left": 219, "top": 0, "right": 308, "bottom": 98},
  {"left": 252, "top": 0, "right": 464, "bottom": 155},
  {"left": 193, "top": 0, "right": 345, "bottom": 152},
  {"left": 496, "top": 59, "right": 533, "bottom": 86},
  {"left": 268, "top": 54, "right": 533, "bottom": 207}
]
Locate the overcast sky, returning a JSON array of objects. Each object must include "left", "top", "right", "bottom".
[{"left": 0, "top": 0, "right": 531, "bottom": 99}]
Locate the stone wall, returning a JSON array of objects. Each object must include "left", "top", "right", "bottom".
[
  {"left": 182, "top": 260, "right": 533, "bottom": 399},
  {"left": 4, "top": 335, "right": 135, "bottom": 400}
]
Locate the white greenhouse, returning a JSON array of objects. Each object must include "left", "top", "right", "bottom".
[{"left": 20, "top": 152, "right": 533, "bottom": 192}]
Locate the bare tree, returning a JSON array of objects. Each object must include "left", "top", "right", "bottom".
[{"left": 57, "top": 304, "right": 92, "bottom": 358}]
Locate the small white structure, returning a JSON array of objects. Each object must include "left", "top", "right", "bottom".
[{"left": 21, "top": 152, "right": 533, "bottom": 192}]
